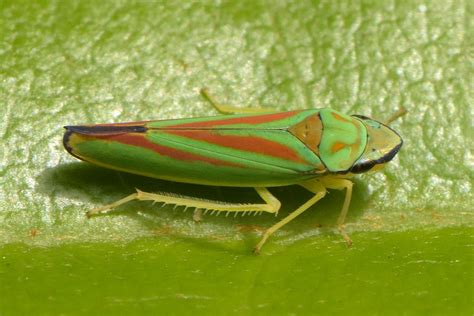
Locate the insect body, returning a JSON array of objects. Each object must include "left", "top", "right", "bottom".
[{"left": 63, "top": 90, "right": 404, "bottom": 253}]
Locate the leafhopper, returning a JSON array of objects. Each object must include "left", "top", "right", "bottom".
[{"left": 63, "top": 89, "right": 405, "bottom": 253}]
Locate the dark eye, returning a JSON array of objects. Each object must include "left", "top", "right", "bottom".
[
  {"left": 352, "top": 114, "right": 370, "bottom": 120},
  {"left": 350, "top": 160, "right": 376, "bottom": 174}
]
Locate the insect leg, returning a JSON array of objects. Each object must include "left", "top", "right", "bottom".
[
  {"left": 254, "top": 180, "right": 326, "bottom": 254},
  {"left": 193, "top": 208, "right": 203, "bottom": 222},
  {"left": 86, "top": 187, "right": 280, "bottom": 218},
  {"left": 200, "top": 88, "right": 273, "bottom": 114},
  {"left": 320, "top": 178, "right": 354, "bottom": 246}
]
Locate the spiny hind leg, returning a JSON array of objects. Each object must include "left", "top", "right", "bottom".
[
  {"left": 200, "top": 88, "right": 273, "bottom": 114},
  {"left": 320, "top": 178, "right": 354, "bottom": 246},
  {"left": 86, "top": 187, "right": 281, "bottom": 218},
  {"left": 254, "top": 180, "right": 327, "bottom": 254}
]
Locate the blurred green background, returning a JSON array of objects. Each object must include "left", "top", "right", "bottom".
[{"left": 0, "top": 0, "right": 472, "bottom": 315}]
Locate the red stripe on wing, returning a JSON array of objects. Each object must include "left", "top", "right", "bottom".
[
  {"left": 166, "top": 111, "right": 301, "bottom": 129},
  {"left": 95, "top": 133, "right": 243, "bottom": 168},
  {"left": 166, "top": 130, "right": 308, "bottom": 164}
]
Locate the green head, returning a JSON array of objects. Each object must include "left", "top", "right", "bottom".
[{"left": 350, "top": 115, "right": 403, "bottom": 173}]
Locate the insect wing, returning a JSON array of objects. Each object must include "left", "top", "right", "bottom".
[{"left": 64, "top": 110, "right": 325, "bottom": 186}]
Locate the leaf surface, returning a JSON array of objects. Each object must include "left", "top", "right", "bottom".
[{"left": 0, "top": 1, "right": 472, "bottom": 314}]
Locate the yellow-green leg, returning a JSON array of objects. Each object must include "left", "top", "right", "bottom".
[
  {"left": 86, "top": 187, "right": 281, "bottom": 218},
  {"left": 200, "top": 88, "right": 273, "bottom": 114},
  {"left": 320, "top": 177, "right": 354, "bottom": 246},
  {"left": 253, "top": 180, "right": 327, "bottom": 254},
  {"left": 193, "top": 208, "right": 203, "bottom": 222}
]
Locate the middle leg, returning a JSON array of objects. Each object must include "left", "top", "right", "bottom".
[
  {"left": 200, "top": 88, "right": 274, "bottom": 114},
  {"left": 254, "top": 180, "right": 327, "bottom": 254},
  {"left": 320, "top": 177, "right": 354, "bottom": 246}
]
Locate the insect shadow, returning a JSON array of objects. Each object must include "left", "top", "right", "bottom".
[{"left": 38, "top": 162, "right": 370, "bottom": 249}]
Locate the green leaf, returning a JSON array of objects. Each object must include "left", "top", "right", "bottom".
[{"left": 0, "top": 0, "right": 472, "bottom": 314}]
